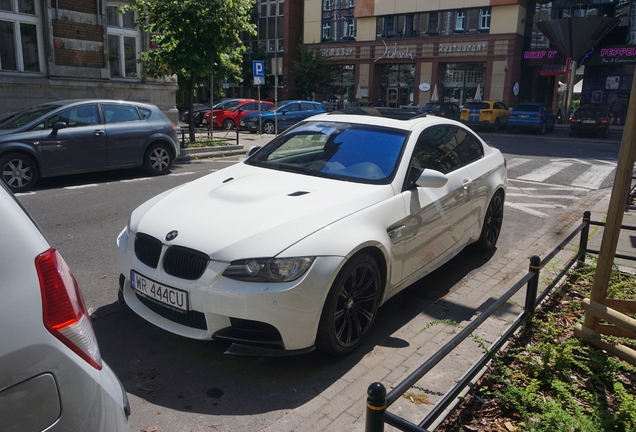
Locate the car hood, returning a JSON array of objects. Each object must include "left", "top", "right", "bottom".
[
  {"left": 0, "top": 129, "right": 19, "bottom": 137},
  {"left": 132, "top": 163, "right": 393, "bottom": 261}
]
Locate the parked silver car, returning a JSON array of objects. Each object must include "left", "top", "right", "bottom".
[
  {"left": 0, "top": 100, "right": 179, "bottom": 192},
  {"left": 0, "top": 181, "right": 130, "bottom": 431}
]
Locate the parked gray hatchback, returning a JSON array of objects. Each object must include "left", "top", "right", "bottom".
[
  {"left": 0, "top": 180, "right": 130, "bottom": 431},
  {"left": 0, "top": 100, "right": 179, "bottom": 192}
]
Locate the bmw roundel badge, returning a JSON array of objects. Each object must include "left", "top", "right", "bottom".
[{"left": 165, "top": 230, "right": 179, "bottom": 241}]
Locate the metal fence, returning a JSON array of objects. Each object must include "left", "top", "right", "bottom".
[
  {"left": 178, "top": 127, "right": 241, "bottom": 149},
  {"left": 365, "top": 210, "right": 636, "bottom": 432}
]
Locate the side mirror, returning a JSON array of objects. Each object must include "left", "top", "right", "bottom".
[
  {"left": 415, "top": 168, "right": 448, "bottom": 188},
  {"left": 52, "top": 121, "right": 67, "bottom": 132},
  {"left": 246, "top": 146, "right": 262, "bottom": 157},
  {"left": 280, "top": 110, "right": 287, "bottom": 115}
]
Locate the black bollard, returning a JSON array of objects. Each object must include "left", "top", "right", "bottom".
[{"left": 365, "top": 382, "right": 386, "bottom": 432}]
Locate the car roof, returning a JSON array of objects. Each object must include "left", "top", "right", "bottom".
[{"left": 306, "top": 110, "right": 462, "bottom": 132}]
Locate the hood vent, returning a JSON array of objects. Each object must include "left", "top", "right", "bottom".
[
  {"left": 288, "top": 191, "right": 310, "bottom": 197},
  {"left": 223, "top": 177, "right": 234, "bottom": 183}
]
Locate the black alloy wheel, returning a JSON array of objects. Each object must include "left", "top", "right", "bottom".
[
  {"left": 316, "top": 254, "right": 381, "bottom": 355},
  {"left": 492, "top": 118, "right": 500, "bottom": 132},
  {"left": 0, "top": 153, "right": 38, "bottom": 193},
  {"left": 143, "top": 143, "right": 173, "bottom": 175},
  {"left": 475, "top": 191, "right": 504, "bottom": 251}
]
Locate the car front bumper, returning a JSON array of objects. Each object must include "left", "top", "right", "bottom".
[{"left": 116, "top": 227, "right": 344, "bottom": 352}]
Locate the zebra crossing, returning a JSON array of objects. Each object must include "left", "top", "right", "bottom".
[{"left": 504, "top": 157, "right": 617, "bottom": 218}]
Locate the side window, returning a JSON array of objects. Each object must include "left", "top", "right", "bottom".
[
  {"left": 453, "top": 127, "right": 483, "bottom": 166},
  {"left": 301, "top": 103, "right": 317, "bottom": 111},
  {"left": 102, "top": 104, "right": 141, "bottom": 123},
  {"left": 411, "top": 126, "right": 461, "bottom": 174},
  {"left": 48, "top": 105, "right": 99, "bottom": 128},
  {"left": 139, "top": 108, "right": 151, "bottom": 119},
  {"left": 241, "top": 103, "right": 256, "bottom": 111}
]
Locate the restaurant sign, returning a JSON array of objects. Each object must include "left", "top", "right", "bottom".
[{"left": 374, "top": 40, "right": 414, "bottom": 62}]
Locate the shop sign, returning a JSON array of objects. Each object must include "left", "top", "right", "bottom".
[
  {"left": 438, "top": 43, "right": 487, "bottom": 53},
  {"left": 374, "top": 40, "right": 414, "bottom": 62},
  {"left": 321, "top": 47, "right": 354, "bottom": 57},
  {"left": 600, "top": 47, "right": 636, "bottom": 64},
  {"left": 539, "top": 64, "right": 568, "bottom": 76},
  {"left": 523, "top": 49, "right": 558, "bottom": 59}
]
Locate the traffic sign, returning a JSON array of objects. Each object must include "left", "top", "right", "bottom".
[{"left": 253, "top": 60, "right": 265, "bottom": 85}]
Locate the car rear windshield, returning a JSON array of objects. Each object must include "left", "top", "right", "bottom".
[
  {"left": 576, "top": 107, "right": 607, "bottom": 116},
  {"left": 513, "top": 104, "right": 540, "bottom": 112},
  {"left": 422, "top": 103, "right": 441, "bottom": 111},
  {"left": 0, "top": 104, "right": 61, "bottom": 129},
  {"left": 246, "top": 121, "right": 408, "bottom": 184},
  {"left": 463, "top": 102, "right": 490, "bottom": 110}
]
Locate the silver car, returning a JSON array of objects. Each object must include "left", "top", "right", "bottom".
[
  {"left": 0, "top": 181, "right": 130, "bottom": 431},
  {"left": 0, "top": 100, "right": 179, "bottom": 192}
]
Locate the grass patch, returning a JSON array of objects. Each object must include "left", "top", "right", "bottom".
[{"left": 438, "top": 263, "right": 636, "bottom": 432}]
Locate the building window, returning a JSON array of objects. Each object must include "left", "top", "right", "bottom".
[
  {"left": 478, "top": 8, "right": 491, "bottom": 30},
  {"left": 377, "top": 7, "right": 490, "bottom": 39},
  {"left": 455, "top": 11, "right": 465, "bottom": 32},
  {"left": 107, "top": 3, "right": 140, "bottom": 78},
  {"left": 0, "top": 0, "right": 42, "bottom": 72},
  {"left": 321, "top": 0, "right": 355, "bottom": 42}
]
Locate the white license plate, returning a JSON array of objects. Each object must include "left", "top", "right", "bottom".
[
  {"left": 582, "top": 119, "right": 596, "bottom": 124},
  {"left": 131, "top": 271, "right": 189, "bottom": 312},
  {"left": 519, "top": 114, "right": 529, "bottom": 118}
]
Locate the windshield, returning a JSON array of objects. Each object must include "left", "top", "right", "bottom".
[
  {"left": 513, "top": 104, "right": 540, "bottom": 112},
  {"left": 463, "top": 102, "right": 490, "bottom": 110},
  {"left": 422, "top": 103, "right": 441, "bottom": 111},
  {"left": 220, "top": 100, "right": 243, "bottom": 111},
  {"left": 213, "top": 99, "right": 237, "bottom": 109},
  {"left": 246, "top": 121, "right": 408, "bottom": 184},
  {"left": 0, "top": 104, "right": 60, "bottom": 129}
]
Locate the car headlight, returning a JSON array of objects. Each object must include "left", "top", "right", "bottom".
[
  {"left": 212, "top": 115, "right": 217, "bottom": 119},
  {"left": 223, "top": 257, "right": 315, "bottom": 282}
]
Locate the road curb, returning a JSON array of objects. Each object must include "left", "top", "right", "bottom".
[{"left": 176, "top": 145, "right": 246, "bottom": 162}]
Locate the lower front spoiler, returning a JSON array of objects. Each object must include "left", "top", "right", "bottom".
[{"left": 223, "top": 343, "right": 315, "bottom": 356}]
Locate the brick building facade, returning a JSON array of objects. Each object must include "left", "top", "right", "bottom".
[{"left": 0, "top": 0, "right": 178, "bottom": 122}]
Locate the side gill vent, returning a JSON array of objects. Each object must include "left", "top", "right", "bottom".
[
  {"left": 223, "top": 177, "right": 234, "bottom": 183},
  {"left": 288, "top": 191, "right": 310, "bottom": 197}
]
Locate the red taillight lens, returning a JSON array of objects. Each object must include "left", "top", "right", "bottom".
[
  {"left": 36, "top": 249, "right": 102, "bottom": 370},
  {"left": 532, "top": 114, "right": 542, "bottom": 117},
  {"left": 171, "top": 124, "right": 176, "bottom": 131},
  {"left": 601, "top": 118, "right": 609, "bottom": 125},
  {"left": 571, "top": 117, "right": 578, "bottom": 124}
]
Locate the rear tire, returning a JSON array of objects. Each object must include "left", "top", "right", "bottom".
[
  {"left": 316, "top": 254, "right": 382, "bottom": 355},
  {"left": 143, "top": 143, "right": 173, "bottom": 175},
  {"left": 0, "top": 152, "right": 38, "bottom": 193},
  {"left": 492, "top": 118, "right": 500, "bottom": 132},
  {"left": 474, "top": 191, "right": 504, "bottom": 251}
]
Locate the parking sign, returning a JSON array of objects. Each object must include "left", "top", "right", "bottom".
[{"left": 253, "top": 60, "right": 265, "bottom": 85}]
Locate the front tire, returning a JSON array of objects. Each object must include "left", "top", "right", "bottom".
[
  {"left": 474, "top": 191, "right": 504, "bottom": 251},
  {"left": 143, "top": 143, "right": 173, "bottom": 175},
  {"left": 222, "top": 119, "right": 235, "bottom": 130},
  {"left": 316, "top": 254, "right": 382, "bottom": 355},
  {"left": 0, "top": 153, "right": 38, "bottom": 193},
  {"left": 262, "top": 121, "right": 275, "bottom": 134}
]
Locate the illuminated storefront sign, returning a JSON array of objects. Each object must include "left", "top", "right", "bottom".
[{"left": 523, "top": 49, "right": 558, "bottom": 59}]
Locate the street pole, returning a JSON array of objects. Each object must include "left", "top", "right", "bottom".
[
  {"left": 274, "top": 11, "right": 278, "bottom": 135},
  {"left": 210, "top": 55, "right": 214, "bottom": 139}
]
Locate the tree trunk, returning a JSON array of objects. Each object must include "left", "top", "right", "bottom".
[{"left": 188, "top": 70, "right": 197, "bottom": 143}]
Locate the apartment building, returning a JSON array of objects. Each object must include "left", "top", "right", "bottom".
[
  {"left": 304, "top": 0, "right": 526, "bottom": 107},
  {"left": 0, "top": 0, "right": 178, "bottom": 121}
]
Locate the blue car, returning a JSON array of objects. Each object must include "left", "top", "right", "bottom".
[
  {"left": 240, "top": 100, "right": 327, "bottom": 134},
  {"left": 506, "top": 102, "right": 555, "bottom": 134}
]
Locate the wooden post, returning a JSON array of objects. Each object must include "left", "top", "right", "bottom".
[{"left": 584, "top": 73, "right": 636, "bottom": 329}]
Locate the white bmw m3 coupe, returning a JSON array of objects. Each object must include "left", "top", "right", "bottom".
[{"left": 116, "top": 110, "right": 507, "bottom": 355}]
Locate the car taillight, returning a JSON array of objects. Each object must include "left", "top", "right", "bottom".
[
  {"left": 601, "top": 118, "right": 609, "bottom": 125},
  {"left": 482, "top": 110, "right": 493, "bottom": 114},
  {"left": 571, "top": 117, "right": 578, "bottom": 124},
  {"left": 171, "top": 124, "right": 176, "bottom": 131},
  {"left": 532, "top": 114, "right": 542, "bottom": 117},
  {"left": 36, "top": 248, "right": 102, "bottom": 370}
]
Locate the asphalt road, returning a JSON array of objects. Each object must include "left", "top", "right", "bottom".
[{"left": 13, "top": 127, "right": 623, "bottom": 431}]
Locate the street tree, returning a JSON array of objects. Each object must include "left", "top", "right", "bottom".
[
  {"left": 289, "top": 43, "right": 334, "bottom": 101},
  {"left": 123, "top": 0, "right": 256, "bottom": 141}
]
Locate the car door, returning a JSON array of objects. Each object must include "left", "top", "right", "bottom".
[
  {"left": 452, "top": 126, "right": 488, "bottom": 238},
  {"left": 278, "top": 102, "right": 301, "bottom": 129},
  {"left": 40, "top": 104, "right": 107, "bottom": 173},
  {"left": 398, "top": 125, "right": 474, "bottom": 282},
  {"left": 102, "top": 103, "right": 153, "bottom": 166}
]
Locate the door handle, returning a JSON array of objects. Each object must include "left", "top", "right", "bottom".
[
  {"left": 462, "top": 179, "right": 474, "bottom": 189},
  {"left": 94, "top": 130, "right": 105, "bottom": 136},
  {"left": 387, "top": 225, "right": 406, "bottom": 239}
]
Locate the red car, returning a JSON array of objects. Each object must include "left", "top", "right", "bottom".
[{"left": 205, "top": 99, "right": 273, "bottom": 130}]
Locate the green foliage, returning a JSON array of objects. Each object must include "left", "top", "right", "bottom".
[
  {"left": 122, "top": 0, "right": 256, "bottom": 138},
  {"left": 289, "top": 43, "right": 334, "bottom": 100},
  {"left": 472, "top": 264, "right": 636, "bottom": 432}
]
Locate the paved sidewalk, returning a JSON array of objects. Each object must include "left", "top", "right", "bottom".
[{"left": 255, "top": 189, "right": 631, "bottom": 431}]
